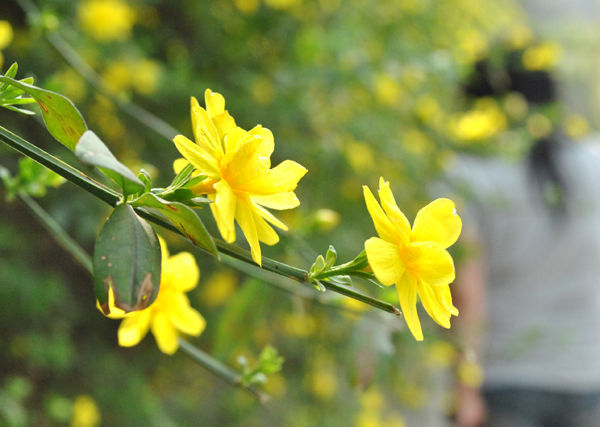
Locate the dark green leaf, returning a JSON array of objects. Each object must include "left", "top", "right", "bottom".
[
  {"left": 93, "top": 204, "right": 161, "bottom": 314},
  {"left": 75, "top": 130, "right": 144, "bottom": 196},
  {"left": 130, "top": 192, "right": 218, "bottom": 256},
  {"left": 0, "top": 76, "right": 87, "bottom": 149}
]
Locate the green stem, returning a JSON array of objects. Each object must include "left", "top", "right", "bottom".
[
  {"left": 0, "top": 125, "right": 120, "bottom": 206},
  {"left": 19, "top": 193, "right": 93, "bottom": 274},
  {"left": 178, "top": 339, "right": 269, "bottom": 403}
]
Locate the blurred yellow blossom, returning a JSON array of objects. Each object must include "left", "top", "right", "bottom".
[
  {"left": 78, "top": 0, "right": 136, "bottom": 42},
  {"left": 202, "top": 269, "right": 238, "bottom": 306},
  {"left": 102, "top": 60, "right": 131, "bottom": 93},
  {"left": 360, "top": 387, "right": 384, "bottom": 411},
  {"left": 234, "top": 0, "right": 260, "bottom": 14},
  {"left": 506, "top": 25, "right": 533, "bottom": 49},
  {"left": 345, "top": 140, "right": 375, "bottom": 172},
  {"left": 282, "top": 313, "right": 316, "bottom": 337},
  {"left": 526, "top": 113, "right": 552, "bottom": 139},
  {"left": 70, "top": 395, "right": 100, "bottom": 427},
  {"left": 452, "top": 100, "right": 507, "bottom": 141},
  {"left": 131, "top": 59, "right": 162, "bottom": 95},
  {"left": 308, "top": 365, "right": 337, "bottom": 399},
  {"left": 363, "top": 178, "right": 461, "bottom": 340},
  {"left": 403, "top": 129, "right": 433, "bottom": 155},
  {"left": 374, "top": 73, "right": 402, "bottom": 106},
  {"left": 112, "top": 237, "right": 206, "bottom": 355},
  {"left": 564, "top": 114, "right": 590, "bottom": 139},
  {"left": 415, "top": 94, "right": 441, "bottom": 124},
  {"left": 427, "top": 340, "right": 458, "bottom": 367},
  {"left": 0, "top": 21, "right": 13, "bottom": 50},
  {"left": 503, "top": 92, "right": 528, "bottom": 120},
  {"left": 522, "top": 42, "right": 561, "bottom": 71},
  {"left": 458, "top": 360, "right": 484, "bottom": 388},
  {"left": 264, "top": 0, "right": 300, "bottom": 10},
  {"left": 313, "top": 208, "right": 341, "bottom": 231},
  {"left": 173, "top": 89, "right": 307, "bottom": 265},
  {"left": 250, "top": 76, "right": 275, "bottom": 105}
]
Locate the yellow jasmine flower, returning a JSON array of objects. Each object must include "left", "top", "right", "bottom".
[
  {"left": 112, "top": 237, "right": 206, "bottom": 355},
  {"left": 363, "top": 178, "right": 461, "bottom": 341},
  {"left": 0, "top": 20, "right": 14, "bottom": 50},
  {"left": 173, "top": 89, "right": 307, "bottom": 265}
]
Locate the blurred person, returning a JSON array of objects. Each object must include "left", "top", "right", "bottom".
[{"left": 449, "top": 50, "right": 600, "bottom": 426}]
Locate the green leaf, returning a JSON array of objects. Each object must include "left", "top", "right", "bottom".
[
  {"left": 0, "top": 76, "right": 87, "bottom": 149},
  {"left": 93, "top": 204, "right": 161, "bottom": 314},
  {"left": 75, "top": 130, "right": 144, "bottom": 196},
  {"left": 130, "top": 192, "right": 218, "bottom": 256},
  {"left": 310, "top": 255, "right": 326, "bottom": 275},
  {"left": 325, "top": 245, "right": 337, "bottom": 269}
]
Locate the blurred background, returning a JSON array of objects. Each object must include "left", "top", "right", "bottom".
[{"left": 0, "top": 0, "right": 598, "bottom": 425}]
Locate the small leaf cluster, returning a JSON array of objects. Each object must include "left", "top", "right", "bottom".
[
  {"left": 238, "top": 345, "right": 284, "bottom": 387},
  {"left": 0, "top": 157, "right": 64, "bottom": 201},
  {"left": 0, "top": 63, "right": 36, "bottom": 115}
]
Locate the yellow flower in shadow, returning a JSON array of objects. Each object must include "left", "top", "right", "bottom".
[
  {"left": 363, "top": 178, "right": 461, "bottom": 340},
  {"left": 173, "top": 89, "right": 307, "bottom": 265},
  {"left": 103, "top": 237, "right": 205, "bottom": 355},
  {"left": 78, "top": 0, "right": 135, "bottom": 42}
]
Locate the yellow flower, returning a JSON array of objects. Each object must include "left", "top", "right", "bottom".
[
  {"left": 363, "top": 178, "right": 461, "bottom": 341},
  {"left": 114, "top": 237, "right": 206, "bottom": 355},
  {"left": 78, "top": 0, "right": 136, "bottom": 42},
  {"left": 0, "top": 20, "right": 14, "bottom": 51},
  {"left": 71, "top": 395, "right": 100, "bottom": 427},
  {"left": 173, "top": 89, "right": 307, "bottom": 265}
]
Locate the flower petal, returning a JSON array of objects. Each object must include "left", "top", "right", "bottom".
[
  {"left": 168, "top": 294, "right": 206, "bottom": 336},
  {"left": 173, "top": 135, "right": 220, "bottom": 178},
  {"left": 151, "top": 312, "right": 178, "bottom": 355},
  {"left": 363, "top": 185, "right": 398, "bottom": 243},
  {"left": 243, "top": 160, "right": 307, "bottom": 195},
  {"left": 364, "top": 237, "right": 404, "bottom": 286},
  {"left": 252, "top": 202, "right": 288, "bottom": 230},
  {"left": 212, "top": 180, "right": 237, "bottom": 242},
  {"left": 173, "top": 158, "right": 190, "bottom": 174},
  {"left": 118, "top": 309, "right": 152, "bottom": 347},
  {"left": 417, "top": 280, "right": 451, "bottom": 328},
  {"left": 204, "top": 89, "right": 225, "bottom": 116},
  {"left": 406, "top": 242, "right": 455, "bottom": 287},
  {"left": 396, "top": 274, "right": 423, "bottom": 341},
  {"left": 411, "top": 198, "right": 462, "bottom": 248},
  {"left": 253, "top": 211, "right": 280, "bottom": 245},
  {"left": 164, "top": 252, "right": 200, "bottom": 292},
  {"left": 248, "top": 125, "right": 274, "bottom": 164},
  {"left": 433, "top": 284, "right": 459, "bottom": 316},
  {"left": 377, "top": 178, "right": 411, "bottom": 244},
  {"left": 236, "top": 199, "right": 262, "bottom": 265},
  {"left": 252, "top": 192, "right": 300, "bottom": 210},
  {"left": 191, "top": 96, "right": 223, "bottom": 158}
]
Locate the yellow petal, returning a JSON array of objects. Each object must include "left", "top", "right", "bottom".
[
  {"left": 407, "top": 242, "right": 455, "bottom": 287},
  {"left": 190, "top": 97, "right": 223, "bottom": 158},
  {"left": 433, "top": 284, "right": 459, "bottom": 316},
  {"left": 213, "top": 180, "right": 237, "bottom": 240},
  {"left": 164, "top": 252, "right": 200, "bottom": 292},
  {"left": 417, "top": 280, "right": 451, "bottom": 328},
  {"left": 363, "top": 185, "right": 398, "bottom": 243},
  {"left": 97, "top": 285, "right": 127, "bottom": 318},
  {"left": 251, "top": 192, "right": 300, "bottom": 210},
  {"left": 253, "top": 211, "right": 280, "bottom": 245},
  {"left": 173, "top": 158, "right": 190, "bottom": 174},
  {"left": 248, "top": 125, "right": 274, "bottom": 162},
  {"left": 364, "top": 237, "right": 404, "bottom": 286},
  {"left": 168, "top": 293, "right": 206, "bottom": 336},
  {"left": 377, "top": 178, "right": 411, "bottom": 244},
  {"left": 213, "top": 111, "right": 237, "bottom": 139},
  {"left": 173, "top": 135, "right": 220, "bottom": 178},
  {"left": 118, "top": 309, "right": 152, "bottom": 347},
  {"left": 151, "top": 312, "right": 179, "bottom": 355},
  {"left": 252, "top": 202, "right": 288, "bottom": 230},
  {"left": 236, "top": 199, "right": 262, "bottom": 265},
  {"left": 224, "top": 133, "right": 264, "bottom": 184},
  {"left": 411, "top": 198, "right": 462, "bottom": 248},
  {"left": 244, "top": 160, "right": 307, "bottom": 195},
  {"left": 204, "top": 89, "right": 225, "bottom": 116},
  {"left": 395, "top": 274, "right": 423, "bottom": 341}
]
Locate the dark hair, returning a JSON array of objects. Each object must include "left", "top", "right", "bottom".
[{"left": 463, "top": 49, "right": 566, "bottom": 216}]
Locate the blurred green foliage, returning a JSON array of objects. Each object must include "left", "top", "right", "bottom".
[{"left": 0, "top": 0, "right": 583, "bottom": 425}]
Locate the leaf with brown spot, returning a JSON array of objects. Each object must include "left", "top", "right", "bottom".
[
  {"left": 0, "top": 76, "right": 87, "bottom": 149},
  {"left": 93, "top": 204, "right": 161, "bottom": 314}
]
